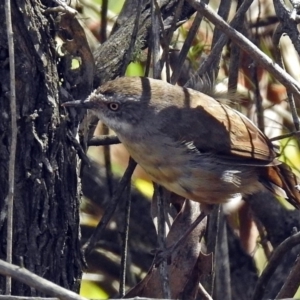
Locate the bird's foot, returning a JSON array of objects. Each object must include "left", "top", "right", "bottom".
[
  {"left": 153, "top": 246, "right": 174, "bottom": 266},
  {"left": 152, "top": 211, "right": 208, "bottom": 266}
]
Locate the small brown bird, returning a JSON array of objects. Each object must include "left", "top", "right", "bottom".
[{"left": 63, "top": 76, "right": 300, "bottom": 209}]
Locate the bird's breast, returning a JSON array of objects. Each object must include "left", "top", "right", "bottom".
[
  {"left": 118, "top": 134, "right": 262, "bottom": 204},
  {"left": 120, "top": 135, "right": 185, "bottom": 181}
]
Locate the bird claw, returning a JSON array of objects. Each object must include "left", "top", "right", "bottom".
[{"left": 153, "top": 247, "right": 173, "bottom": 267}]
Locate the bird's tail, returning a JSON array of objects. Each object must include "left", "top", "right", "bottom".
[{"left": 260, "top": 163, "right": 300, "bottom": 209}]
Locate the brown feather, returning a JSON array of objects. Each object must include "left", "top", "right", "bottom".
[
  {"left": 260, "top": 164, "right": 300, "bottom": 209},
  {"left": 156, "top": 83, "right": 277, "bottom": 163}
]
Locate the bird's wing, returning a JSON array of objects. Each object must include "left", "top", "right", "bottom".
[{"left": 159, "top": 88, "right": 278, "bottom": 165}]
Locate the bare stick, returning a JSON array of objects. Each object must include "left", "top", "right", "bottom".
[
  {"left": 150, "top": 3, "right": 171, "bottom": 294},
  {"left": 196, "top": 0, "right": 254, "bottom": 78},
  {"left": 155, "top": 185, "right": 171, "bottom": 299},
  {"left": 151, "top": 0, "right": 161, "bottom": 79},
  {"left": 252, "top": 231, "right": 300, "bottom": 300},
  {"left": 100, "top": 0, "right": 108, "bottom": 42},
  {"left": 157, "top": 0, "right": 184, "bottom": 81},
  {"left": 276, "top": 254, "right": 300, "bottom": 298},
  {"left": 0, "top": 296, "right": 168, "bottom": 300},
  {"left": 0, "top": 297, "right": 58, "bottom": 300},
  {"left": 44, "top": 2, "right": 77, "bottom": 15},
  {"left": 88, "top": 135, "right": 120, "bottom": 146},
  {"left": 0, "top": 259, "right": 87, "bottom": 300},
  {"left": 102, "top": 124, "right": 113, "bottom": 198},
  {"left": 5, "top": 0, "right": 17, "bottom": 294},
  {"left": 272, "top": 23, "right": 300, "bottom": 131},
  {"left": 208, "top": 0, "right": 232, "bottom": 81},
  {"left": 199, "top": 282, "right": 214, "bottom": 300},
  {"left": 187, "top": 0, "right": 300, "bottom": 99},
  {"left": 270, "top": 131, "right": 300, "bottom": 141},
  {"left": 170, "top": 11, "right": 204, "bottom": 85},
  {"left": 83, "top": 158, "right": 137, "bottom": 256},
  {"left": 227, "top": 0, "right": 244, "bottom": 94},
  {"left": 120, "top": 0, "right": 141, "bottom": 76},
  {"left": 119, "top": 183, "right": 132, "bottom": 297}
]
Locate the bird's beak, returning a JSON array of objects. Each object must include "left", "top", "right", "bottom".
[{"left": 62, "top": 99, "right": 93, "bottom": 109}]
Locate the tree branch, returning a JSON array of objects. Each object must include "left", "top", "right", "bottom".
[
  {"left": 252, "top": 232, "right": 300, "bottom": 300},
  {"left": 275, "top": 254, "right": 300, "bottom": 298},
  {"left": 88, "top": 135, "right": 120, "bottom": 146},
  {"left": 4, "top": 0, "right": 17, "bottom": 294},
  {"left": 83, "top": 158, "right": 137, "bottom": 256},
  {"left": 187, "top": 0, "right": 300, "bottom": 102},
  {"left": 0, "top": 260, "right": 87, "bottom": 300}
]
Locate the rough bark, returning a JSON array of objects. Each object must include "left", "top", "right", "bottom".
[
  {"left": 0, "top": 0, "right": 83, "bottom": 295},
  {"left": 93, "top": 0, "right": 196, "bottom": 86}
]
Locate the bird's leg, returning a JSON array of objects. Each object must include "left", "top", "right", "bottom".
[{"left": 154, "top": 210, "right": 208, "bottom": 266}]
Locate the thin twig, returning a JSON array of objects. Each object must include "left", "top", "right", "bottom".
[
  {"left": 119, "top": 182, "right": 132, "bottom": 297},
  {"left": 251, "top": 63, "right": 265, "bottom": 132},
  {"left": 228, "top": 42, "right": 240, "bottom": 94},
  {"left": 272, "top": 23, "right": 300, "bottom": 132},
  {"left": 191, "top": 0, "right": 254, "bottom": 79},
  {"left": 275, "top": 254, "right": 300, "bottom": 298},
  {"left": 227, "top": 0, "right": 243, "bottom": 94},
  {"left": 249, "top": 3, "right": 264, "bottom": 132},
  {"left": 153, "top": 0, "right": 170, "bottom": 81},
  {"left": 155, "top": 185, "right": 171, "bottom": 299},
  {"left": 157, "top": 0, "right": 184, "bottom": 81},
  {"left": 270, "top": 131, "right": 300, "bottom": 141},
  {"left": 83, "top": 158, "right": 137, "bottom": 256},
  {"left": 187, "top": 0, "right": 300, "bottom": 100},
  {"left": 88, "top": 135, "right": 120, "bottom": 146},
  {"left": 272, "top": 23, "right": 285, "bottom": 71},
  {"left": 151, "top": 0, "right": 161, "bottom": 79},
  {"left": 100, "top": 0, "right": 108, "bottom": 42},
  {"left": 252, "top": 231, "right": 300, "bottom": 300},
  {"left": 214, "top": 208, "right": 232, "bottom": 300},
  {"left": 198, "top": 282, "right": 214, "bottom": 300},
  {"left": 208, "top": 0, "right": 232, "bottom": 81},
  {"left": 120, "top": 0, "right": 141, "bottom": 76},
  {"left": 170, "top": 11, "right": 204, "bottom": 85},
  {"left": 5, "top": 0, "right": 17, "bottom": 294},
  {"left": 145, "top": 45, "right": 152, "bottom": 77},
  {"left": 101, "top": 124, "right": 113, "bottom": 198},
  {"left": 255, "top": 219, "right": 273, "bottom": 260},
  {"left": 165, "top": 0, "right": 184, "bottom": 43},
  {"left": 0, "top": 297, "right": 58, "bottom": 300},
  {"left": 151, "top": 2, "right": 171, "bottom": 296},
  {"left": 211, "top": 0, "right": 232, "bottom": 44},
  {"left": 206, "top": 205, "right": 221, "bottom": 295},
  {"left": 0, "top": 260, "right": 87, "bottom": 300},
  {"left": 0, "top": 296, "right": 167, "bottom": 300},
  {"left": 44, "top": 0, "right": 77, "bottom": 15},
  {"left": 154, "top": 210, "right": 208, "bottom": 266},
  {"left": 0, "top": 261, "right": 167, "bottom": 300},
  {"left": 249, "top": 16, "right": 279, "bottom": 28},
  {"left": 66, "top": 131, "right": 90, "bottom": 167},
  {"left": 273, "top": 0, "right": 300, "bottom": 53},
  {"left": 116, "top": 5, "right": 141, "bottom": 290}
]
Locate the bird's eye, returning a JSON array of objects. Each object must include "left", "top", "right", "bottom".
[{"left": 108, "top": 102, "right": 120, "bottom": 111}]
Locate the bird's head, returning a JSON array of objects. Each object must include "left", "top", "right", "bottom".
[{"left": 63, "top": 77, "right": 157, "bottom": 135}]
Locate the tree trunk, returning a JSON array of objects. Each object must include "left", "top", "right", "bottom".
[{"left": 0, "top": 0, "right": 83, "bottom": 295}]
